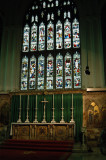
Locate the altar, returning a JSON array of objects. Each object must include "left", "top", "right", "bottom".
[
  {"left": 11, "top": 122, "right": 75, "bottom": 141},
  {"left": 10, "top": 93, "right": 83, "bottom": 141}
]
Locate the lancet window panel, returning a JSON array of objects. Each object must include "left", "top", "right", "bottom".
[
  {"left": 21, "top": 56, "right": 28, "bottom": 90},
  {"left": 22, "top": 24, "right": 30, "bottom": 52},
  {"left": 38, "top": 55, "right": 45, "bottom": 90},
  {"left": 46, "top": 54, "right": 54, "bottom": 89},
  {"left": 39, "top": 23, "right": 45, "bottom": 51},
  {"left": 47, "top": 21, "right": 54, "bottom": 50},
  {"left": 72, "top": 18, "right": 80, "bottom": 48},
  {"left": 65, "top": 53, "right": 72, "bottom": 89},
  {"left": 56, "top": 21, "right": 63, "bottom": 49},
  {"left": 30, "top": 23, "right": 37, "bottom": 51},
  {"left": 64, "top": 19, "right": 71, "bottom": 49},
  {"left": 29, "top": 56, "right": 36, "bottom": 89},
  {"left": 73, "top": 52, "right": 81, "bottom": 88},
  {"left": 56, "top": 53, "right": 63, "bottom": 89}
]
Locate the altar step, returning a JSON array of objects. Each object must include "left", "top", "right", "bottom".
[{"left": 0, "top": 139, "right": 74, "bottom": 152}]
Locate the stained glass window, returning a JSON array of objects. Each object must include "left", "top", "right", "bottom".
[
  {"left": 72, "top": 18, "right": 80, "bottom": 48},
  {"left": 38, "top": 55, "right": 45, "bottom": 89},
  {"left": 56, "top": 21, "right": 62, "bottom": 49},
  {"left": 22, "top": 24, "right": 30, "bottom": 52},
  {"left": 21, "top": 56, "right": 28, "bottom": 90},
  {"left": 47, "top": 21, "right": 54, "bottom": 50},
  {"left": 46, "top": 54, "right": 53, "bottom": 89},
  {"left": 39, "top": 22, "right": 45, "bottom": 51},
  {"left": 64, "top": 19, "right": 71, "bottom": 49},
  {"left": 30, "top": 23, "right": 37, "bottom": 51},
  {"left": 29, "top": 56, "right": 36, "bottom": 89},
  {"left": 65, "top": 53, "right": 72, "bottom": 88},
  {"left": 73, "top": 51, "right": 81, "bottom": 88},
  {"left": 56, "top": 53, "right": 63, "bottom": 89},
  {"left": 21, "top": 0, "right": 81, "bottom": 90}
]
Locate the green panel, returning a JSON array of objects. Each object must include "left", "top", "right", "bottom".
[
  {"left": 21, "top": 95, "right": 27, "bottom": 122},
  {"left": 63, "top": 94, "right": 72, "bottom": 122},
  {"left": 37, "top": 95, "right": 44, "bottom": 122},
  {"left": 73, "top": 93, "right": 83, "bottom": 141},
  {"left": 29, "top": 95, "right": 36, "bottom": 122},
  {"left": 54, "top": 94, "right": 62, "bottom": 122},
  {"left": 45, "top": 95, "right": 53, "bottom": 122},
  {"left": 11, "top": 95, "right": 19, "bottom": 122}
]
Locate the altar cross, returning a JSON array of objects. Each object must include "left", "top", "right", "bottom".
[{"left": 41, "top": 97, "right": 48, "bottom": 123}]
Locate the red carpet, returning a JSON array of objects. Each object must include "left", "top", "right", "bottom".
[{"left": 0, "top": 139, "right": 74, "bottom": 160}]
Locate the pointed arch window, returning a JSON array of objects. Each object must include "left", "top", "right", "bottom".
[
  {"left": 38, "top": 55, "right": 45, "bottom": 89},
  {"left": 30, "top": 23, "right": 37, "bottom": 51},
  {"left": 22, "top": 24, "right": 30, "bottom": 52},
  {"left": 29, "top": 56, "right": 36, "bottom": 89},
  {"left": 64, "top": 19, "right": 71, "bottom": 49},
  {"left": 47, "top": 21, "right": 54, "bottom": 50},
  {"left": 73, "top": 51, "right": 81, "bottom": 88},
  {"left": 21, "top": 56, "right": 28, "bottom": 90},
  {"left": 39, "top": 22, "right": 45, "bottom": 51},
  {"left": 72, "top": 18, "right": 80, "bottom": 48},
  {"left": 21, "top": 0, "right": 81, "bottom": 90},
  {"left": 56, "top": 53, "right": 63, "bottom": 89},
  {"left": 56, "top": 20, "right": 62, "bottom": 49},
  {"left": 65, "top": 53, "right": 72, "bottom": 88},
  {"left": 46, "top": 54, "right": 54, "bottom": 89}
]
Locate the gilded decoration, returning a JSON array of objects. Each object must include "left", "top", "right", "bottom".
[{"left": 83, "top": 92, "right": 106, "bottom": 128}]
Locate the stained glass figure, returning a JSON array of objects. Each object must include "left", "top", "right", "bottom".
[
  {"left": 21, "top": 56, "right": 28, "bottom": 90},
  {"left": 46, "top": 54, "right": 53, "bottom": 89},
  {"left": 64, "top": 19, "right": 71, "bottom": 49},
  {"left": 65, "top": 53, "right": 72, "bottom": 88},
  {"left": 56, "top": 53, "right": 63, "bottom": 88},
  {"left": 56, "top": 21, "right": 62, "bottom": 49},
  {"left": 47, "top": 21, "right": 54, "bottom": 50},
  {"left": 38, "top": 55, "right": 45, "bottom": 89},
  {"left": 73, "top": 51, "right": 81, "bottom": 88},
  {"left": 39, "top": 22, "right": 45, "bottom": 51},
  {"left": 29, "top": 56, "right": 36, "bottom": 89},
  {"left": 30, "top": 23, "right": 37, "bottom": 51},
  {"left": 22, "top": 24, "right": 30, "bottom": 52},
  {"left": 72, "top": 18, "right": 80, "bottom": 48}
]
